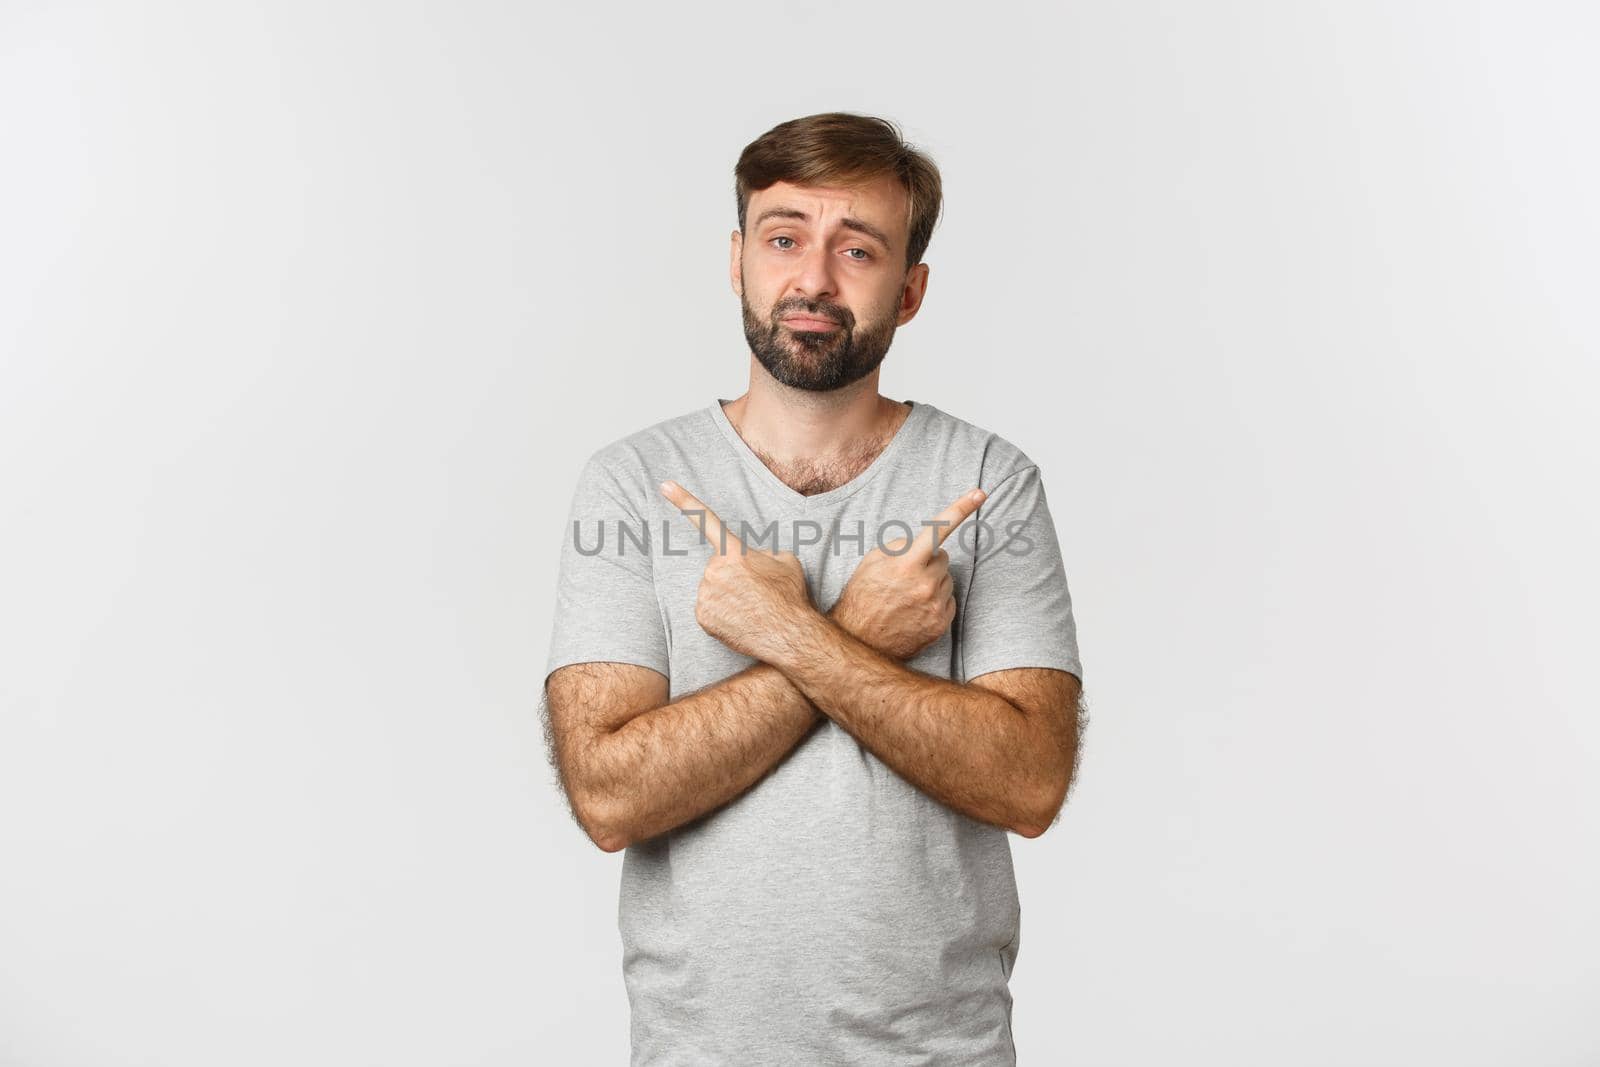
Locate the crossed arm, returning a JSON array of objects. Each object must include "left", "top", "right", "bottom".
[
  {"left": 765, "top": 611, "right": 1081, "bottom": 840},
  {"left": 543, "top": 660, "right": 820, "bottom": 853},
  {"left": 542, "top": 484, "right": 1083, "bottom": 852}
]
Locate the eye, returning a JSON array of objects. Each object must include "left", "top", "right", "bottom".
[
  {"left": 771, "top": 236, "right": 796, "bottom": 250},
  {"left": 845, "top": 248, "right": 871, "bottom": 261}
]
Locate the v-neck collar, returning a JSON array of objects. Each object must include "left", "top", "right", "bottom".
[{"left": 706, "top": 396, "right": 931, "bottom": 508}]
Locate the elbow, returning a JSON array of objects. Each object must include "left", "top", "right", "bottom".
[
  {"left": 574, "top": 793, "right": 631, "bottom": 854},
  {"left": 1017, "top": 729, "right": 1081, "bottom": 839},
  {"left": 1013, "top": 775, "right": 1070, "bottom": 840},
  {"left": 1012, "top": 803, "right": 1055, "bottom": 839},
  {"left": 1012, "top": 811, "right": 1057, "bottom": 840},
  {"left": 593, "top": 832, "right": 629, "bottom": 854},
  {"left": 589, "top": 821, "right": 629, "bottom": 853}
]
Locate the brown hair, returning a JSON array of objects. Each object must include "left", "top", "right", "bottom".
[{"left": 734, "top": 112, "right": 944, "bottom": 271}]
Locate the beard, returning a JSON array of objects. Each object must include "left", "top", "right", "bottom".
[{"left": 740, "top": 289, "right": 899, "bottom": 392}]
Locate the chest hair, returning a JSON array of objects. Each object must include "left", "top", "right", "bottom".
[{"left": 747, "top": 431, "right": 895, "bottom": 497}]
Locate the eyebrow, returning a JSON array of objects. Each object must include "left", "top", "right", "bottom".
[{"left": 752, "top": 207, "right": 894, "bottom": 252}]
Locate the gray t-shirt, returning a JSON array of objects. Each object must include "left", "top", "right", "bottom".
[{"left": 545, "top": 396, "right": 1083, "bottom": 1066}]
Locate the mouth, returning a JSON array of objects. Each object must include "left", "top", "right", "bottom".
[{"left": 782, "top": 315, "right": 841, "bottom": 331}]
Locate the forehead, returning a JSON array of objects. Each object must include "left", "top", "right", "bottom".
[{"left": 747, "top": 177, "right": 908, "bottom": 235}]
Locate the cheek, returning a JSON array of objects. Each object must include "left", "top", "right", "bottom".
[
  {"left": 856, "top": 283, "right": 902, "bottom": 325},
  {"left": 738, "top": 281, "right": 772, "bottom": 318},
  {"left": 740, "top": 272, "right": 779, "bottom": 313}
]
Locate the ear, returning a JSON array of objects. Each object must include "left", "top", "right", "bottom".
[
  {"left": 896, "top": 262, "right": 930, "bottom": 326},
  {"left": 729, "top": 229, "right": 744, "bottom": 298}
]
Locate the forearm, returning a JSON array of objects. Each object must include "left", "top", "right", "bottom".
[
  {"left": 586, "top": 662, "right": 823, "bottom": 850},
  {"left": 766, "top": 611, "right": 1054, "bottom": 835}
]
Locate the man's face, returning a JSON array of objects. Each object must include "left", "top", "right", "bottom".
[{"left": 731, "top": 177, "right": 929, "bottom": 392}]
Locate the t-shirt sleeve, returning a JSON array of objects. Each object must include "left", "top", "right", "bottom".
[
  {"left": 544, "top": 454, "right": 670, "bottom": 686},
  {"left": 957, "top": 464, "right": 1083, "bottom": 684}
]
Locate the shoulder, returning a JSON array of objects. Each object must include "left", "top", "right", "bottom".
[
  {"left": 571, "top": 402, "right": 721, "bottom": 498},
  {"left": 914, "top": 400, "right": 1042, "bottom": 490}
]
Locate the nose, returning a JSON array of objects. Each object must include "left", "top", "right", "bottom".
[{"left": 789, "top": 240, "right": 838, "bottom": 305}]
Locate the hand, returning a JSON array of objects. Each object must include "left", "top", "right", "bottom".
[
  {"left": 828, "top": 487, "right": 987, "bottom": 661},
  {"left": 659, "top": 479, "right": 815, "bottom": 662}
]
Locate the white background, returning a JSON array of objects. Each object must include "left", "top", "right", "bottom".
[{"left": 2, "top": 2, "right": 1596, "bottom": 1064}]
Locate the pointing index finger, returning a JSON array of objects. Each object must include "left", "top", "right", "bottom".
[
  {"left": 916, "top": 487, "right": 987, "bottom": 559},
  {"left": 659, "top": 479, "right": 744, "bottom": 554}
]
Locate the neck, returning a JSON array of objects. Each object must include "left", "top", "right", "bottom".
[{"left": 722, "top": 360, "right": 907, "bottom": 465}]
